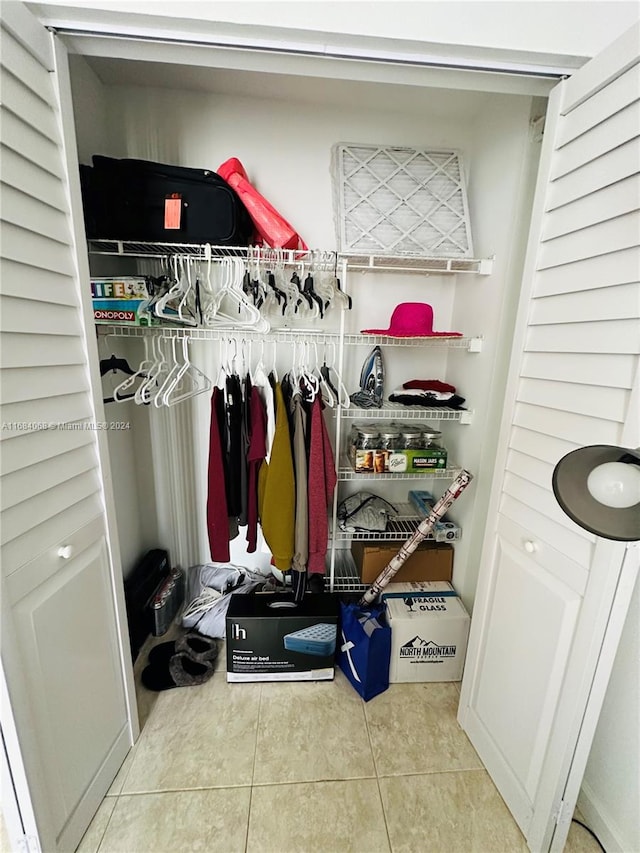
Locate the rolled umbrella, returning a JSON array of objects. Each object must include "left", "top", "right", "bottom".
[{"left": 359, "top": 469, "right": 474, "bottom": 605}]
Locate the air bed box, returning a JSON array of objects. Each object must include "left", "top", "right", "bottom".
[{"left": 226, "top": 593, "right": 339, "bottom": 682}]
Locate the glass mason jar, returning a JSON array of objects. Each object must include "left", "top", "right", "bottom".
[
  {"left": 355, "top": 427, "right": 382, "bottom": 450},
  {"left": 379, "top": 428, "right": 401, "bottom": 450},
  {"left": 421, "top": 426, "right": 443, "bottom": 448},
  {"left": 400, "top": 425, "right": 423, "bottom": 449}
]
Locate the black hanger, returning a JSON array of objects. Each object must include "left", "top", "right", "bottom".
[
  {"left": 100, "top": 352, "right": 148, "bottom": 405},
  {"left": 291, "top": 271, "right": 312, "bottom": 312},
  {"left": 336, "top": 277, "right": 352, "bottom": 310},
  {"left": 303, "top": 273, "right": 324, "bottom": 318},
  {"left": 267, "top": 271, "right": 288, "bottom": 314},
  {"left": 100, "top": 354, "right": 136, "bottom": 377}
]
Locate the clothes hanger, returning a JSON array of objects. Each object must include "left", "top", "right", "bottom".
[
  {"left": 300, "top": 340, "right": 319, "bottom": 402},
  {"left": 204, "top": 257, "right": 269, "bottom": 331},
  {"left": 324, "top": 341, "right": 350, "bottom": 408},
  {"left": 312, "top": 341, "right": 336, "bottom": 408},
  {"left": 100, "top": 353, "right": 136, "bottom": 377},
  {"left": 109, "top": 337, "right": 153, "bottom": 404},
  {"left": 163, "top": 336, "right": 213, "bottom": 406}
]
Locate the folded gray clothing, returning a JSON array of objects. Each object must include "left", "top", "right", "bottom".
[{"left": 182, "top": 563, "right": 264, "bottom": 639}]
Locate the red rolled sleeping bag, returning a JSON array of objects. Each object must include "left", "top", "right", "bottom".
[{"left": 217, "top": 157, "right": 308, "bottom": 251}]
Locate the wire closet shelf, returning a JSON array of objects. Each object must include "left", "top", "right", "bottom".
[{"left": 87, "top": 240, "right": 494, "bottom": 275}]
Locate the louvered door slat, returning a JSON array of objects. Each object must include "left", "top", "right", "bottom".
[
  {"left": 1, "top": 332, "right": 86, "bottom": 368},
  {"left": 520, "top": 352, "right": 636, "bottom": 388},
  {"left": 1, "top": 469, "right": 101, "bottom": 545},
  {"left": 0, "top": 394, "right": 94, "bottom": 439},
  {"left": 1, "top": 365, "right": 89, "bottom": 404},
  {"left": 526, "top": 318, "right": 639, "bottom": 353},
  {"left": 517, "top": 377, "right": 628, "bottom": 423},
  {"left": 1, "top": 444, "right": 98, "bottom": 511},
  {"left": 556, "top": 63, "right": 640, "bottom": 147},
  {"left": 0, "top": 221, "right": 75, "bottom": 276},
  {"left": 0, "top": 25, "right": 53, "bottom": 102},
  {"left": 542, "top": 175, "right": 640, "bottom": 241},
  {"left": 529, "top": 283, "right": 640, "bottom": 325},
  {"left": 513, "top": 403, "right": 622, "bottom": 446},
  {"left": 0, "top": 145, "right": 68, "bottom": 212},
  {"left": 546, "top": 139, "right": 639, "bottom": 211},
  {"left": 1, "top": 296, "right": 82, "bottom": 335},
  {"left": 1, "top": 107, "right": 64, "bottom": 178},
  {"left": 1, "top": 70, "right": 59, "bottom": 139},
  {"left": 550, "top": 101, "right": 639, "bottom": 181},
  {"left": 534, "top": 246, "right": 638, "bottom": 297},
  {"left": 0, "top": 259, "right": 78, "bottom": 305},
  {"left": 1, "top": 183, "right": 71, "bottom": 244},
  {"left": 539, "top": 210, "right": 640, "bottom": 268},
  {"left": 0, "top": 426, "right": 94, "bottom": 476}
]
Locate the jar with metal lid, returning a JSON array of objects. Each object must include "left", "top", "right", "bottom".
[
  {"left": 421, "top": 426, "right": 443, "bottom": 448},
  {"left": 355, "top": 426, "right": 381, "bottom": 450},
  {"left": 378, "top": 427, "right": 401, "bottom": 451},
  {"left": 399, "top": 425, "right": 423, "bottom": 449}
]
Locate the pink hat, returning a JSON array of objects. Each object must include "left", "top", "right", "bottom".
[{"left": 361, "top": 303, "right": 463, "bottom": 337}]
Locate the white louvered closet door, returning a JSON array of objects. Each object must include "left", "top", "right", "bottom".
[
  {"left": 0, "top": 6, "right": 133, "bottom": 853},
  {"left": 458, "top": 23, "right": 640, "bottom": 853}
]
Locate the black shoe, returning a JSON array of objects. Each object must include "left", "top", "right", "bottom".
[
  {"left": 148, "top": 632, "right": 218, "bottom": 666},
  {"left": 141, "top": 653, "right": 214, "bottom": 692}
]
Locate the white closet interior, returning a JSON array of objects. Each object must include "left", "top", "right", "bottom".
[{"left": 69, "top": 49, "right": 546, "bottom": 609}]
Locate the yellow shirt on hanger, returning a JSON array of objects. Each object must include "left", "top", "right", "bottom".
[{"left": 258, "top": 382, "right": 295, "bottom": 571}]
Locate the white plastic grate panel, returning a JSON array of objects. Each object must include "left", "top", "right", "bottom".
[{"left": 333, "top": 145, "right": 474, "bottom": 257}]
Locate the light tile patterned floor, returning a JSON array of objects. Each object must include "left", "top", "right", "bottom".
[{"left": 75, "top": 639, "right": 604, "bottom": 853}]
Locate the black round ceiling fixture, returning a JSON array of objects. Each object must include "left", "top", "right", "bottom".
[{"left": 552, "top": 445, "right": 640, "bottom": 542}]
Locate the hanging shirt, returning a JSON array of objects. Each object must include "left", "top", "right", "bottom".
[
  {"left": 224, "top": 373, "right": 243, "bottom": 518},
  {"left": 258, "top": 381, "right": 295, "bottom": 571},
  {"left": 290, "top": 392, "right": 309, "bottom": 573},
  {"left": 307, "top": 396, "right": 337, "bottom": 575},
  {"left": 246, "top": 384, "right": 267, "bottom": 553},
  {"left": 238, "top": 374, "right": 251, "bottom": 527},
  {"left": 207, "top": 387, "right": 230, "bottom": 563},
  {"left": 253, "top": 363, "right": 276, "bottom": 462}
]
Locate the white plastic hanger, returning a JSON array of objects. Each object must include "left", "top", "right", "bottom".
[{"left": 163, "top": 336, "right": 212, "bottom": 406}]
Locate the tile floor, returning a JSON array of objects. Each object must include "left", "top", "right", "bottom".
[{"left": 75, "top": 637, "right": 604, "bottom": 853}]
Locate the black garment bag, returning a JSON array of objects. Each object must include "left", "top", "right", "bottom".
[{"left": 80, "top": 156, "right": 254, "bottom": 246}]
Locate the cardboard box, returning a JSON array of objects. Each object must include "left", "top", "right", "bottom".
[
  {"left": 386, "top": 594, "right": 470, "bottom": 682},
  {"left": 380, "top": 581, "right": 456, "bottom": 601},
  {"left": 226, "top": 593, "right": 339, "bottom": 682},
  {"left": 351, "top": 540, "right": 453, "bottom": 584},
  {"left": 349, "top": 446, "right": 448, "bottom": 474},
  {"left": 91, "top": 277, "right": 157, "bottom": 326},
  {"left": 93, "top": 299, "right": 153, "bottom": 325},
  {"left": 408, "top": 491, "right": 462, "bottom": 541},
  {"left": 387, "top": 448, "right": 448, "bottom": 473}
]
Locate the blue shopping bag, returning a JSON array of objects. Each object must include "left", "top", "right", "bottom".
[{"left": 338, "top": 601, "right": 391, "bottom": 701}]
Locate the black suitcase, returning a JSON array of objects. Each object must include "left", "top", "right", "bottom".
[
  {"left": 123, "top": 548, "right": 171, "bottom": 661},
  {"left": 80, "top": 156, "right": 254, "bottom": 246}
]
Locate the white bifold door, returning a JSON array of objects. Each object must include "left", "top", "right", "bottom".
[
  {"left": 459, "top": 21, "right": 640, "bottom": 853},
  {"left": 0, "top": 5, "right": 135, "bottom": 853}
]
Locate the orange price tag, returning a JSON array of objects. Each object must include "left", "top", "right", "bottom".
[{"left": 164, "top": 195, "right": 182, "bottom": 230}]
